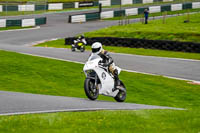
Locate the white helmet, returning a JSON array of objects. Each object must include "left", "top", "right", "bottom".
[{"left": 91, "top": 42, "right": 102, "bottom": 54}]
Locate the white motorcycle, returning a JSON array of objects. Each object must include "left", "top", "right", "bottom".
[{"left": 83, "top": 54, "right": 126, "bottom": 102}]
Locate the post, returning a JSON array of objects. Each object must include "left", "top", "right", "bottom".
[
  {"left": 99, "top": 3, "right": 102, "bottom": 13},
  {"left": 187, "top": 9, "right": 190, "bottom": 22},
  {"left": 119, "top": 0, "right": 122, "bottom": 25}
]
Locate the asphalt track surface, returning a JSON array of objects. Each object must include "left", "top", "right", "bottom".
[
  {"left": 0, "top": 9, "right": 198, "bottom": 115},
  {"left": 0, "top": 91, "right": 183, "bottom": 116}
]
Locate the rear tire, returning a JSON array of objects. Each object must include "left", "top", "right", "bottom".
[
  {"left": 84, "top": 78, "right": 99, "bottom": 100},
  {"left": 114, "top": 81, "right": 126, "bottom": 102}
]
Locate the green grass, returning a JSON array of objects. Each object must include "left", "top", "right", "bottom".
[
  {"left": 0, "top": 110, "right": 199, "bottom": 133},
  {"left": 85, "top": 13, "right": 200, "bottom": 43},
  {"left": 0, "top": 26, "right": 32, "bottom": 31},
  {"left": 0, "top": 50, "right": 200, "bottom": 132},
  {"left": 35, "top": 39, "right": 200, "bottom": 60},
  {"left": 105, "top": 8, "right": 200, "bottom": 21},
  {"left": 0, "top": 50, "right": 200, "bottom": 108}
]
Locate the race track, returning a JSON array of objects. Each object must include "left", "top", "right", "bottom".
[
  {"left": 0, "top": 9, "right": 198, "bottom": 114},
  {"left": 0, "top": 91, "right": 183, "bottom": 116}
]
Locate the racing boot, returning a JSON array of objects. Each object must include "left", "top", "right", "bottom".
[{"left": 112, "top": 70, "right": 121, "bottom": 92}]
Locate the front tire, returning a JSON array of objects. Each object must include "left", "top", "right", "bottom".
[
  {"left": 71, "top": 45, "right": 75, "bottom": 52},
  {"left": 84, "top": 78, "right": 99, "bottom": 100},
  {"left": 80, "top": 46, "right": 85, "bottom": 52},
  {"left": 114, "top": 81, "right": 126, "bottom": 102}
]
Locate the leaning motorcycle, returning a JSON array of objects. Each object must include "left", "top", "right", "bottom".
[
  {"left": 83, "top": 54, "right": 126, "bottom": 102},
  {"left": 71, "top": 40, "right": 85, "bottom": 52}
]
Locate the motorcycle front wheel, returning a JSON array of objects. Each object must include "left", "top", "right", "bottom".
[
  {"left": 84, "top": 78, "right": 99, "bottom": 100},
  {"left": 80, "top": 46, "right": 85, "bottom": 52},
  {"left": 114, "top": 81, "right": 126, "bottom": 102},
  {"left": 71, "top": 45, "right": 75, "bottom": 52}
]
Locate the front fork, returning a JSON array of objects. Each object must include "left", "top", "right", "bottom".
[{"left": 86, "top": 75, "right": 99, "bottom": 90}]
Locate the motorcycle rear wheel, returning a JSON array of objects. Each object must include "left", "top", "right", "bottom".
[
  {"left": 114, "top": 81, "right": 126, "bottom": 102},
  {"left": 84, "top": 78, "right": 99, "bottom": 100}
]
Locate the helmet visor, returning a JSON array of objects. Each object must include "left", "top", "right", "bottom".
[{"left": 92, "top": 47, "right": 101, "bottom": 53}]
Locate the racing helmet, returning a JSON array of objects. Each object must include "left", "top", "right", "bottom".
[
  {"left": 78, "top": 35, "right": 84, "bottom": 39},
  {"left": 91, "top": 42, "right": 102, "bottom": 54}
]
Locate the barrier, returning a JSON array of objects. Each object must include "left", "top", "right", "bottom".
[
  {"left": 86, "top": 12, "right": 100, "bottom": 21},
  {"left": 0, "top": 19, "right": 6, "bottom": 27},
  {"left": 3, "top": 5, "right": 18, "bottom": 11},
  {"left": 100, "top": 11, "right": 114, "bottom": 19},
  {"left": 71, "top": 15, "right": 86, "bottom": 23},
  {"left": 111, "top": 0, "right": 121, "bottom": 5},
  {"left": 161, "top": 4, "right": 171, "bottom": 12},
  {"left": 35, "top": 17, "right": 46, "bottom": 25},
  {"left": 48, "top": 3, "right": 63, "bottom": 10},
  {"left": 69, "top": 2, "right": 200, "bottom": 23},
  {"left": 0, "top": 0, "right": 176, "bottom": 13},
  {"left": 63, "top": 3, "right": 74, "bottom": 9},
  {"left": 22, "top": 19, "right": 35, "bottom": 27},
  {"left": 35, "top": 5, "right": 47, "bottom": 11},
  {"left": 121, "top": 0, "right": 133, "bottom": 5},
  {"left": 0, "top": 17, "right": 46, "bottom": 28},
  {"left": 192, "top": 2, "right": 200, "bottom": 9},
  {"left": 65, "top": 37, "right": 200, "bottom": 53},
  {"left": 0, "top": 5, "right": 2, "bottom": 12},
  {"left": 171, "top": 4, "right": 182, "bottom": 11},
  {"left": 149, "top": 6, "right": 161, "bottom": 13},
  {"left": 99, "top": 0, "right": 111, "bottom": 6},
  {"left": 143, "top": 0, "right": 153, "bottom": 4},
  {"left": 125, "top": 8, "right": 138, "bottom": 16},
  {"left": 18, "top": 5, "right": 35, "bottom": 11}
]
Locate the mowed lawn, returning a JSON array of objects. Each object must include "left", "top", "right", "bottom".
[
  {"left": 0, "top": 50, "right": 200, "bottom": 132},
  {"left": 85, "top": 13, "right": 200, "bottom": 43},
  {"left": 0, "top": 26, "right": 32, "bottom": 31}
]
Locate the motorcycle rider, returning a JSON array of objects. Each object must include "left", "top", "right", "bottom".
[
  {"left": 74, "top": 35, "right": 87, "bottom": 46},
  {"left": 91, "top": 42, "right": 120, "bottom": 90}
]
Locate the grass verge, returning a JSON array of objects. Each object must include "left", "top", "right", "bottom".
[
  {"left": 0, "top": 50, "right": 200, "bottom": 108},
  {"left": 0, "top": 26, "right": 33, "bottom": 31},
  {"left": 0, "top": 110, "right": 200, "bottom": 133},
  {"left": 0, "top": 50, "right": 200, "bottom": 132},
  {"left": 85, "top": 13, "right": 200, "bottom": 43},
  {"left": 104, "top": 8, "right": 200, "bottom": 21},
  {"left": 35, "top": 39, "right": 200, "bottom": 60}
]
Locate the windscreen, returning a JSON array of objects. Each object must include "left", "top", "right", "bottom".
[{"left": 88, "top": 54, "right": 100, "bottom": 61}]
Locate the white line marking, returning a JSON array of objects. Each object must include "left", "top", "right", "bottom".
[
  {"left": 0, "top": 108, "right": 106, "bottom": 116},
  {"left": 111, "top": 52, "right": 200, "bottom": 62},
  {"left": 26, "top": 38, "right": 61, "bottom": 47},
  {"left": 18, "top": 52, "right": 85, "bottom": 64},
  {"left": 0, "top": 106, "right": 184, "bottom": 116},
  {"left": 0, "top": 26, "right": 40, "bottom": 33},
  {"left": 122, "top": 69, "right": 198, "bottom": 82}
]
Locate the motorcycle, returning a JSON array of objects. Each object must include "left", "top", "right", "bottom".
[
  {"left": 83, "top": 54, "right": 126, "bottom": 102},
  {"left": 71, "top": 39, "right": 85, "bottom": 52}
]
